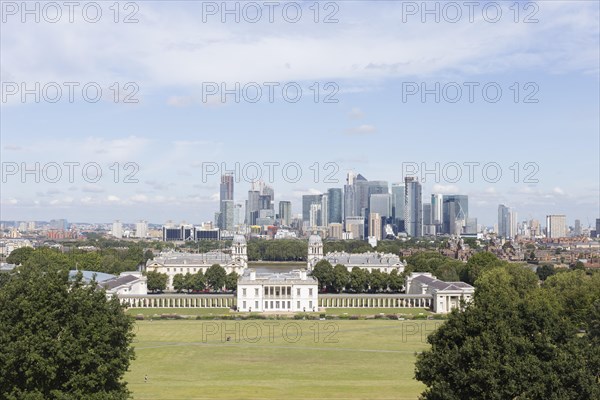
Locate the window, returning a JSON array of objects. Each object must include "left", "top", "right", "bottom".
[
  {"left": 270, "top": 301, "right": 273, "bottom": 309},
  {"left": 309, "top": 301, "right": 313, "bottom": 308},
  {"left": 297, "top": 288, "right": 301, "bottom": 296},
  {"left": 287, "top": 301, "right": 290, "bottom": 309},
  {"left": 297, "top": 301, "right": 300, "bottom": 309},
  {"left": 255, "top": 288, "right": 259, "bottom": 296},
  {"left": 309, "top": 288, "right": 313, "bottom": 296},
  {"left": 167, "top": 268, "right": 170, "bottom": 272},
  {"left": 242, "top": 288, "right": 246, "bottom": 297},
  {"left": 264, "top": 287, "right": 268, "bottom": 296},
  {"left": 255, "top": 301, "right": 258, "bottom": 309},
  {"left": 265, "top": 301, "right": 268, "bottom": 309},
  {"left": 243, "top": 301, "right": 246, "bottom": 309},
  {"left": 276, "top": 301, "right": 280, "bottom": 309},
  {"left": 287, "top": 287, "right": 291, "bottom": 296}
]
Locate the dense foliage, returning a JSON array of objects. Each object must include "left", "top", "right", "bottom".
[
  {"left": 415, "top": 265, "right": 600, "bottom": 399},
  {"left": 0, "top": 262, "right": 135, "bottom": 399},
  {"left": 310, "top": 260, "right": 403, "bottom": 293},
  {"left": 7, "top": 246, "right": 150, "bottom": 275}
]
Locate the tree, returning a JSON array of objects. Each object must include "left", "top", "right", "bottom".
[
  {"left": 414, "top": 267, "right": 600, "bottom": 400},
  {"left": 5, "top": 246, "right": 34, "bottom": 265},
  {"left": 172, "top": 273, "right": 185, "bottom": 293},
  {"left": 388, "top": 269, "right": 403, "bottom": 292},
  {"left": 205, "top": 264, "right": 226, "bottom": 291},
  {"left": 183, "top": 273, "right": 194, "bottom": 293},
  {"left": 461, "top": 251, "right": 507, "bottom": 285},
  {"left": 331, "top": 264, "right": 350, "bottom": 292},
  {"left": 368, "top": 270, "right": 387, "bottom": 292},
  {"left": 536, "top": 264, "right": 556, "bottom": 281},
  {"left": 191, "top": 270, "right": 205, "bottom": 292},
  {"left": 225, "top": 271, "right": 239, "bottom": 291},
  {"left": 349, "top": 267, "right": 368, "bottom": 293},
  {"left": 0, "top": 263, "right": 135, "bottom": 399},
  {"left": 311, "top": 260, "right": 333, "bottom": 292},
  {"left": 146, "top": 271, "right": 168, "bottom": 293}
]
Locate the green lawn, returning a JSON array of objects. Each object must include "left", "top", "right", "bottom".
[{"left": 126, "top": 319, "right": 440, "bottom": 399}]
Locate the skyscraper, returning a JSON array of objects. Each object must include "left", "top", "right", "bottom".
[
  {"left": 404, "top": 177, "right": 422, "bottom": 237},
  {"left": 442, "top": 195, "right": 468, "bottom": 235},
  {"left": 327, "top": 188, "right": 343, "bottom": 224},
  {"left": 344, "top": 172, "right": 356, "bottom": 221},
  {"left": 368, "top": 212, "right": 382, "bottom": 240},
  {"left": 391, "top": 183, "right": 405, "bottom": 231},
  {"left": 431, "top": 194, "right": 443, "bottom": 227},
  {"left": 369, "top": 193, "right": 392, "bottom": 219},
  {"left": 246, "top": 189, "right": 260, "bottom": 225},
  {"left": 309, "top": 203, "right": 322, "bottom": 228},
  {"left": 320, "top": 194, "right": 329, "bottom": 228},
  {"left": 135, "top": 220, "right": 148, "bottom": 238},
  {"left": 112, "top": 220, "right": 123, "bottom": 238},
  {"left": 218, "top": 173, "right": 234, "bottom": 230},
  {"left": 279, "top": 201, "right": 292, "bottom": 226},
  {"left": 353, "top": 174, "right": 370, "bottom": 217},
  {"left": 220, "top": 173, "right": 234, "bottom": 201},
  {"left": 574, "top": 219, "right": 582, "bottom": 236},
  {"left": 302, "top": 194, "right": 323, "bottom": 222},
  {"left": 546, "top": 215, "right": 567, "bottom": 238},
  {"left": 498, "top": 204, "right": 517, "bottom": 239}
]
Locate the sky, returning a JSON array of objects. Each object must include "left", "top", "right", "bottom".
[{"left": 1, "top": 0, "right": 599, "bottom": 227}]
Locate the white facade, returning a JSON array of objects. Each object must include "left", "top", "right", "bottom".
[
  {"left": 237, "top": 269, "right": 318, "bottom": 312},
  {"left": 405, "top": 272, "right": 474, "bottom": 314},
  {"left": 101, "top": 272, "right": 147, "bottom": 297},
  {"left": 135, "top": 220, "right": 148, "bottom": 238},
  {"left": 546, "top": 215, "right": 567, "bottom": 238},
  {"left": 112, "top": 220, "right": 123, "bottom": 238},
  {"left": 307, "top": 234, "right": 324, "bottom": 269}
]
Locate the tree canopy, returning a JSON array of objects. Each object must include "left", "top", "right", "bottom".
[
  {"left": 415, "top": 266, "right": 600, "bottom": 400},
  {"left": 0, "top": 262, "right": 135, "bottom": 399}
]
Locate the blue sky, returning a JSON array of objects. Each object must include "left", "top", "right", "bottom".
[{"left": 1, "top": 1, "right": 599, "bottom": 226}]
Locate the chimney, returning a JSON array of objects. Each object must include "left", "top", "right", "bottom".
[
  {"left": 249, "top": 269, "right": 256, "bottom": 281},
  {"left": 299, "top": 269, "right": 307, "bottom": 280}
]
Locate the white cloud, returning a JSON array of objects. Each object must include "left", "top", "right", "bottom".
[{"left": 348, "top": 107, "right": 364, "bottom": 119}]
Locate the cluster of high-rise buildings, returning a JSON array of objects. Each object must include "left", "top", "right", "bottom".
[{"left": 207, "top": 171, "right": 599, "bottom": 242}]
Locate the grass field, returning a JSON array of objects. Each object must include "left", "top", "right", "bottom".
[{"left": 126, "top": 319, "right": 441, "bottom": 399}]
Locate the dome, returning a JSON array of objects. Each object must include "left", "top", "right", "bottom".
[
  {"left": 308, "top": 234, "right": 322, "bottom": 245},
  {"left": 232, "top": 234, "right": 246, "bottom": 245}
]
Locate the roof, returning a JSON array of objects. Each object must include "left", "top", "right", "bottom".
[
  {"left": 324, "top": 251, "right": 403, "bottom": 267},
  {"left": 238, "top": 270, "right": 317, "bottom": 285},
  {"left": 232, "top": 234, "right": 246, "bottom": 245},
  {"left": 148, "top": 250, "right": 233, "bottom": 266},
  {"left": 411, "top": 274, "right": 474, "bottom": 292},
  {"left": 308, "top": 235, "right": 322, "bottom": 245},
  {"left": 99, "top": 274, "right": 139, "bottom": 291}
]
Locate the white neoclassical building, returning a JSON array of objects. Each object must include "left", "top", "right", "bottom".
[
  {"left": 237, "top": 269, "right": 318, "bottom": 312},
  {"left": 146, "top": 234, "right": 248, "bottom": 290},
  {"left": 405, "top": 272, "right": 474, "bottom": 314},
  {"left": 306, "top": 234, "right": 404, "bottom": 273},
  {"left": 99, "top": 271, "right": 148, "bottom": 297}
]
